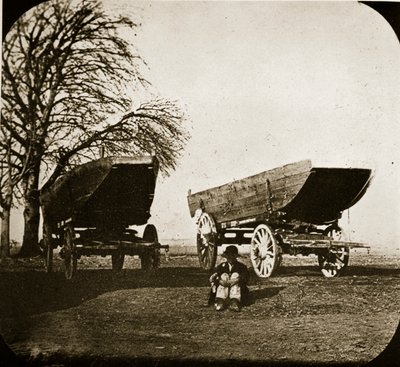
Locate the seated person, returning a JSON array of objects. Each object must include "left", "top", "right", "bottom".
[{"left": 208, "top": 245, "right": 249, "bottom": 312}]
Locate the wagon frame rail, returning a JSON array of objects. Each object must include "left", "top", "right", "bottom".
[
  {"left": 40, "top": 155, "right": 165, "bottom": 279},
  {"left": 188, "top": 160, "right": 373, "bottom": 278}
]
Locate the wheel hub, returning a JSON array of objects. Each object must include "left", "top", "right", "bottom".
[
  {"left": 258, "top": 239, "right": 272, "bottom": 260},
  {"left": 201, "top": 232, "right": 212, "bottom": 246}
]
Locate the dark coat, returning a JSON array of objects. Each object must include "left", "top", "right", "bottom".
[
  {"left": 213, "top": 260, "right": 249, "bottom": 288},
  {"left": 208, "top": 260, "right": 250, "bottom": 305}
]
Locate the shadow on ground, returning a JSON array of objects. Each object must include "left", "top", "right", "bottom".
[
  {"left": 1, "top": 261, "right": 399, "bottom": 318},
  {"left": 246, "top": 286, "right": 285, "bottom": 305},
  {"left": 273, "top": 265, "right": 400, "bottom": 278},
  {"left": 0, "top": 267, "right": 211, "bottom": 318},
  {"left": 0, "top": 266, "right": 284, "bottom": 318}
]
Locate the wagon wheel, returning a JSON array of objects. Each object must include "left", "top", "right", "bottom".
[
  {"left": 196, "top": 212, "right": 218, "bottom": 270},
  {"left": 318, "top": 247, "right": 349, "bottom": 277},
  {"left": 111, "top": 253, "right": 125, "bottom": 271},
  {"left": 141, "top": 224, "right": 160, "bottom": 271},
  {"left": 63, "top": 226, "right": 78, "bottom": 280},
  {"left": 42, "top": 219, "right": 54, "bottom": 273},
  {"left": 44, "top": 240, "right": 53, "bottom": 273},
  {"left": 318, "top": 226, "right": 349, "bottom": 277},
  {"left": 250, "top": 224, "right": 279, "bottom": 278},
  {"left": 323, "top": 225, "right": 343, "bottom": 240},
  {"left": 40, "top": 238, "right": 53, "bottom": 273},
  {"left": 274, "top": 235, "right": 284, "bottom": 271}
]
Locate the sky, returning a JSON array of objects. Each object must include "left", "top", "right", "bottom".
[{"left": 10, "top": 1, "right": 400, "bottom": 250}]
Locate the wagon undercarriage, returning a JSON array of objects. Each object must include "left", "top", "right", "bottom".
[
  {"left": 45, "top": 221, "right": 168, "bottom": 280},
  {"left": 40, "top": 156, "right": 166, "bottom": 280},
  {"left": 196, "top": 211, "right": 369, "bottom": 278},
  {"left": 189, "top": 160, "right": 372, "bottom": 278}
]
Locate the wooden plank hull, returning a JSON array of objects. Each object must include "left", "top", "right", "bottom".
[
  {"left": 40, "top": 156, "right": 159, "bottom": 228},
  {"left": 187, "top": 160, "right": 372, "bottom": 226}
]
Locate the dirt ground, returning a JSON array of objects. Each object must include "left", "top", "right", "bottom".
[{"left": 0, "top": 247, "right": 399, "bottom": 367}]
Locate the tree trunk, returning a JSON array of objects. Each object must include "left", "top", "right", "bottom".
[
  {"left": 1, "top": 208, "right": 11, "bottom": 260},
  {"left": 0, "top": 186, "right": 13, "bottom": 260},
  {"left": 18, "top": 166, "right": 42, "bottom": 257}
]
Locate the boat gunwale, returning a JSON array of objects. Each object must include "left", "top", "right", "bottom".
[{"left": 187, "top": 161, "right": 373, "bottom": 225}]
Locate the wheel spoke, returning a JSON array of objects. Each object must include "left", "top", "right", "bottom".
[
  {"left": 260, "top": 260, "right": 266, "bottom": 275},
  {"left": 204, "top": 252, "right": 209, "bottom": 268},
  {"left": 251, "top": 245, "right": 259, "bottom": 258},
  {"left": 266, "top": 261, "right": 273, "bottom": 274},
  {"left": 256, "top": 230, "right": 263, "bottom": 243},
  {"left": 196, "top": 213, "right": 217, "bottom": 270},
  {"left": 200, "top": 248, "right": 208, "bottom": 261},
  {"left": 336, "top": 256, "right": 345, "bottom": 265},
  {"left": 265, "top": 250, "right": 274, "bottom": 257},
  {"left": 319, "top": 245, "right": 349, "bottom": 278},
  {"left": 250, "top": 224, "right": 277, "bottom": 278}
]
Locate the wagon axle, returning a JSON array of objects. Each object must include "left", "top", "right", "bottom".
[
  {"left": 188, "top": 160, "right": 372, "bottom": 278},
  {"left": 39, "top": 156, "right": 167, "bottom": 280},
  {"left": 45, "top": 223, "right": 168, "bottom": 279}
]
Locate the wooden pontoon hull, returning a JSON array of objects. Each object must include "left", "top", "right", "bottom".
[
  {"left": 40, "top": 156, "right": 159, "bottom": 228},
  {"left": 187, "top": 160, "right": 372, "bottom": 226},
  {"left": 282, "top": 166, "right": 372, "bottom": 224}
]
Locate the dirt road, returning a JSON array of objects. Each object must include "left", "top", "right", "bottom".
[{"left": 0, "top": 250, "right": 399, "bottom": 366}]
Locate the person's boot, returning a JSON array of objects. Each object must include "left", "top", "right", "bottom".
[
  {"left": 229, "top": 299, "right": 241, "bottom": 312},
  {"left": 214, "top": 298, "right": 225, "bottom": 311},
  {"left": 207, "top": 289, "right": 216, "bottom": 306}
]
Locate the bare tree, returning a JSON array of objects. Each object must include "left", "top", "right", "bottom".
[
  {"left": 0, "top": 124, "right": 23, "bottom": 259},
  {"left": 1, "top": 0, "right": 190, "bottom": 257}
]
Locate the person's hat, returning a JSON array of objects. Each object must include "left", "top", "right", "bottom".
[{"left": 221, "top": 245, "right": 241, "bottom": 258}]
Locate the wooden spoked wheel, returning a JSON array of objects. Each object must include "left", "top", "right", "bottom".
[
  {"left": 196, "top": 212, "right": 218, "bottom": 270},
  {"left": 250, "top": 224, "right": 279, "bottom": 278},
  {"left": 63, "top": 227, "right": 77, "bottom": 280},
  {"left": 111, "top": 253, "right": 125, "bottom": 271},
  {"left": 318, "top": 226, "right": 349, "bottom": 277},
  {"left": 45, "top": 240, "right": 53, "bottom": 273},
  {"left": 318, "top": 247, "right": 349, "bottom": 277},
  {"left": 40, "top": 236, "right": 53, "bottom": 274},
  {"left": 141, "top": 224, "right": 160, "bottom": 271},
  {"left": 42, "top": 216, "right": 54, "bottom": 273},
  {"left": 323, "top": 225, "right": 343, "bottom": 240}
]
